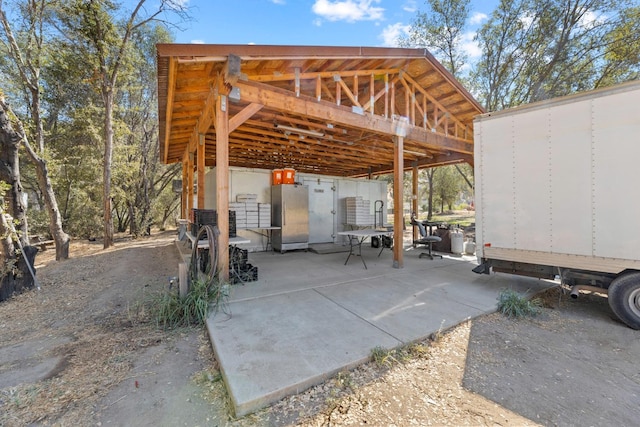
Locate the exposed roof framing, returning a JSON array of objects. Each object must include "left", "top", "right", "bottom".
[{"left": 157, "top": 44, "right": 485, "bottom": 177}]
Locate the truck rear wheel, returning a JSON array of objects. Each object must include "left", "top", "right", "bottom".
[{"left": 608, "top": 272, "right": 640, "bottom": 330}]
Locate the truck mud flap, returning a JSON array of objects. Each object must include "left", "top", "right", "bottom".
[{"left": 473, "top": 262, "right": 491, "bottom": 275}]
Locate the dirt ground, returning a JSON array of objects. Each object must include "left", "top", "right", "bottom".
[{"left": 0, "top": 230, "right": 637, "bottom": 426}]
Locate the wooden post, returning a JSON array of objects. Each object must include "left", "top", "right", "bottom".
[
  {"left": 187, "top": 151, "right": 194, "bottom": 218},
  {"left": 216, "top": 94, "right": 230, "bottom": 281},
  {"left": 197, "top": 133, "right": 205, "bottom": 209},
  {"left": 412, "top": 164, "right": 419, "bottom": 242},
  {"left": 393, "top": 135, "right": 404, "bottom": 269},
  {"left": 178, "top": 262, "right": 188, "bottom": 298},
  {"left": 181, "top": 152, "right": 188, "bottom": 219}
]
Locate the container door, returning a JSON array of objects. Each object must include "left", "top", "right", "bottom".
[{"left": 305, "top": 178, "right": 335, "bottom": 243}]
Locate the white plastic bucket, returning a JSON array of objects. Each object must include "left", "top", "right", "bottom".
[{"left": 450, "top": 230, "right": 464, "bottom": 254}]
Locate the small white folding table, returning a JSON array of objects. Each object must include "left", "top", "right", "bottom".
[{"left": 336, "top": 228, "right": 393, "bottom": 269}]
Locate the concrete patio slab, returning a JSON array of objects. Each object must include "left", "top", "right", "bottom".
[
  {"left": 209, "top": 288, "right": 401, "bottom": 416},
  {"left": 205, "top": 244, "right": 553, "bottom": 417}
]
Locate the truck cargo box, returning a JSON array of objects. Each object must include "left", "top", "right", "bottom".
[{"left": 473, "top": 80, "right": 640, "bottom": 329}]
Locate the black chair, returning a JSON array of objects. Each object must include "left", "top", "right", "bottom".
[
  {"left": 416, "top": 235, "right": 442, "bottom": 260},
  {"left": 410, "top": 214, "right": 443, "bottom": 260}
]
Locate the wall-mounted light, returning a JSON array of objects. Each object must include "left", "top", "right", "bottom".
[{"left": 275, "top": 124, "right": 325, "bottom": 138}]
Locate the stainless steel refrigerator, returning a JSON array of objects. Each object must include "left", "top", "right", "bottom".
[{"left": 271, "top": 184, "right": 309, "bottom": 253}]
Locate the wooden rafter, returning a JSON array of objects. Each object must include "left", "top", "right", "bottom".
[
  {"left": 157, "top": 44, "right": 485, "bottom": 178},
  {"left": 162, "top": 57, "right": 177, "bottom": 163}
]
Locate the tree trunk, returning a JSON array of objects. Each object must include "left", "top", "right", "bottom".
[
  {"left": 103, "top": 89, "right": 114, "bottom": 248},
  {"left": 0, "top": 98, "right": 70, "bottom": 260},
  {"left": 30, "top": 155, "right": 70, "bottom": 260},
  {"left": 128, "top": 201, "right": 137, "bottom": 236},
  {"left": 0, "top": 96, "right": 36, "bottom": 300},
  {"left": 136, "top": 126, "right": 153, "bottom": 236},
  {"left": 0, "top": 98, "right": 29, "bottom": 246},
  {"left": 160, "top": 197, "right": 180, "bottom": 231},
  {"left": 0, "top": 241, "right": 37, "bottom": 302},
  {"left": 426, "top": 168, "right": 435, "bottom": 220}
]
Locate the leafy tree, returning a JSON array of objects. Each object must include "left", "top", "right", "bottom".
[
  {"left": 599, "top": 5, "right": 640, "bottom": 85},
  {"left": 420, "top": 168, "right": 433, "bottom": 219},
  {"left": 53, "top": 0, "right": 187, "bottom": 248},
  {"left": 111, "top": 24, "right": 178, "bottom": 237},
  {"left": 433, "top": 165, "right": 461, "bottom": 212},
  {"left": 399, "top": 0, "right": 471, "bottom": 79},
  {"left": 473, "top": 0, "right": 640, "bottom": 110},
  {"left": 0, "top": 96, "right": 37, "bottom": 300},
  {"left": 0, "top": 0, "right": 71, "bottom": 260},
  {"left": 52, "top": 105, "right": 104, "bottom": 238}
]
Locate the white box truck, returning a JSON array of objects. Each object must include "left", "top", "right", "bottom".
[{"left": 473, "top": 80, "right": 640, "bottom": 329}]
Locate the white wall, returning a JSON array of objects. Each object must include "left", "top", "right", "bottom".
[{"left": 203, "top": 167, "right": 388, "bottom": 250}]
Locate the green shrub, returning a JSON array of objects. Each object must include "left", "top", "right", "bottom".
[
  {"left": 497, "top": 289, "right": 542, "bottom": 318},
  {"left": 370, "top": 346, "right": 398, "bottom": 367},
  {"left": 150, "top": 278, "right": 229, "bottom": 329}
]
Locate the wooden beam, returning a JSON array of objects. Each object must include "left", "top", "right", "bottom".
[
  {"left": 336, "top": 77, "right": 359, "bottom": 107},
  {"left": 186, "top": 150, "right": 194, "bottom": 217},
  {"left": 197, "top": 133, "right": 205, "bottom": 208},
  {"left": 412, "top": 164, "right": 419, "bottom": 242},
  {"left": 228, "top": 103, "right": 264, "bottom": 132},
  {"left": 163, "top": 57, "right": 177, "bottom": 163},
  {"left": 349, "top": 152, "right": 472, "bottom": 177},
  {"left": 251, "top": 67, "right": 402, "bottom": 82},
  {"left": 234, "top": 80, "right": 472, "bottom": 154},
  {"left": 393, "top": 135, "right": 404, "bottom": 269},
  {"left": 401, "top": 73, "right": 469, "bottom": 135},
  {"left": 181, "top": 151, "right": 188, "bottom": 219},
  {"left": 188, "top": 82, "right": 218, "bottom": 153},
  {"left": 384, "top": 74, "right": 389, "bottom": 118},
  {"left": 216, "top": 94, "right": 230, "bottom": 281}
]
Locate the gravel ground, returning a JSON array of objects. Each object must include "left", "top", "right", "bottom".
[{"left": 1, "top": 230, "right": 637, "bottom": 426}]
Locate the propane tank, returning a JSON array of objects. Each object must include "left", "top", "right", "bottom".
[
  {"left": 464, "top": 238, "right": 476, "bottom": 255},
  {"left": 450, "top": 229, "right": 464, "bottom": 254}
]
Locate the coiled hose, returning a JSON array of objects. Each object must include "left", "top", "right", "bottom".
[{"left": 190, "top": 224, "right": 219, "bottom": 290}]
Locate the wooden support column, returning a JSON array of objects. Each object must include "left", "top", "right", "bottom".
[
  {"left": 412, "top": 164, "right": 419, "bottom": 242},
  {"left": 390, "top": 81, "right": 395, "bottom": 118},
  {"left": 187, "top": 151, "right": 194, "bottom": 218},
  {"left": 181, "top": 152, "right": 188, "bottom": 219},
  {"left": 197, "top": 133, "right": 205, "bottom": 208},
  {"left": 393, "top": 135, "right": 404, "bottom": 269},
  {"left": 384, "top": 74, "right": 389, "bottom": 118},
  {"left": 216, "top": 94, "right": 230, "bottom": 281}
]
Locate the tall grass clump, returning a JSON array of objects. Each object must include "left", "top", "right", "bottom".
[
  {"left": 150, "top": 278, "right": 229, "bottom": 329},
  {"left": 497, "top": 289, "right": 542, "bottom": 318}
]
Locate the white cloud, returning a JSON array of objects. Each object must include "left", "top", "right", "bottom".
[
  {"left": 460, "top": 31, "right": 481, "bottom": 59},
  {"left": 380, "top": 22, "right": 410, "bottom": 47},
  {"left": 579, "top": 10, "right": 606, "bottom": 29},
  {"left": 520, "top": 14, "right": 534, "bottom": 30},
  {"left": 403, "top": 0, "right": 417, "bottom": 13},
  {"left": 270, "top": 0, "right": 286, "bottom": 4},
  {"left": 312, "top": 0, "right": 384, "bottom": 23},
  {"left": 191, "top": 39, "right": 205, "bottom": 44},
  {"left": 469, "top": 11, "right": 488, "bottom": 26}
]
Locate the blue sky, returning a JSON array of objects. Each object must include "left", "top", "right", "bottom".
[{"left": 170, "top": 0, "right": 496, "bottom": 61}]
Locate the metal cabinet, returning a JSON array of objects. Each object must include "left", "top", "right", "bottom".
[{"left": 271, "top": 184, "right": 309, "bottom": 252}]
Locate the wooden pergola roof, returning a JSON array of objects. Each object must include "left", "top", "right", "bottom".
[
  {"left": 157, "top": 44, "right": 485, "bottom": 177},
  {"left": 156, "top": 44, "right": 485, "bottom": 275}
]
